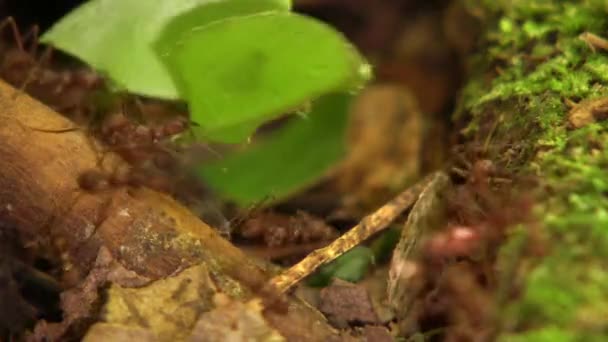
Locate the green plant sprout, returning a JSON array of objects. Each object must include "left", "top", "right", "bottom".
[{"left": 42, "top": 0, "right": 372, "bottom": 205}]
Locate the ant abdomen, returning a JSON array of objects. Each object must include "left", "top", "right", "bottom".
[{"left": 77, "top": 169, "right": 110, "bottom": 192}]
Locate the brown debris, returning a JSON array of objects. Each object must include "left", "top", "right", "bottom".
[
  {"left": 0, "top": 222, "right": 39, "bottom": 339},
  {"left": 239, "top": 210, "right": 338, "bottom": 247},
  {"left": 83, "top": 323, "right": 158, "bottom": 342},
  {"left": 439, "top": 263, "right": 496, "bottom": 342},
  {"left": 442, "top": 1, "right": 482, "bottom": 59},
  {"left": 579, "top": 31, "right": 608, "bottom": 52},
  {"left": 188, "top": 294, "right": 285, "bottom": 342},
  {"left": 241, "top": 241, "right": 331, "bottom": 262},
  {"left": 101, "top": 264, "right": 216, "bottom": 341},
  {"left": 333, "top": 85, "right": 423, "bottom": 214},
  {"left": 567, "top": 97, "right": 608, "bottom": 129},
  {"left": 30, "top": 247, "right": 152, "bottom": 341},
  {"left": 378, "top": 13, "right": 462, "bottom": 115},
  {"left": 389, "top": 160, "right": 535, "bottom": 339},
  {"left": 388, "top": 172, "right": 451, "bottom": 321},
  {"left": 362, "top": 326, "right": 393, "bottom": 342},
  {"left": 319, "top": 280, "right": 380, "bottom": 328}
]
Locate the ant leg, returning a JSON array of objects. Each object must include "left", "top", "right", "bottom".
[
  {"left": 175, "top": 120, "right": 223, "bottom": 159},
  {"left": 83, "top": 193, "right": 114, "bottom": 241},
  {"left": 0, "top": 16, "right": 29, "bottom": 100},
  {"left": 12, "top": 44, "right": 54, "bottom": 99},
  {"left": 0, "top": 17, "right": 24, "bottom": 51},
  {"left": 26, "top": 125, "right": 81, "bottom": 133},
  {"left": 564, "top": 98, "right": 578, "bottom": 109},
  {"left": 132, "top": 96, "right": 147, "bottom": 123},
  {"left": 450, "top": 148, "right": 473, "bottom": 179},
  {"left": 20, "top": 24, "right": 39, "bottom": 56},
  {"left": 229, "top": 195, "right": 273, "bottom": 229}
]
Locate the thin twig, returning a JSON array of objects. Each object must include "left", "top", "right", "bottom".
[
  {"left": 579, "top": 31, "right": 608, "bottom": 52},
  {"left": 266, "top": 171, "right": 441, "bottom": 294}
]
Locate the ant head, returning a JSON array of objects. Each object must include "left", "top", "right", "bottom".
[
  {"left": 77, "top": 169, "right": 110, "bottom": 192},
  {"left": 0, "top": 17, "right": 54, "bottom": 97}
]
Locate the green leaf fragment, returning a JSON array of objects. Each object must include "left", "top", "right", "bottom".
[
  {"left": 156, "top": 0, "right": 291, "bottom": 56},
  {"left": 199, "top": 93, "right": 351, "bottom": 206},
  {"left": 160, "top": 12, "right": 370, "bottom": 143},
  {"left": 306, "top": 246, "right": 375, "bottom": 287},
  {"left": 369, "top": 227, "right": 401, "bottom": 263},
  {"left": 41, "top": 0, "right": 291, "bottom": 99}
]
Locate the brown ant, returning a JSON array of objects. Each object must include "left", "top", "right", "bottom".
[
  {"left": 0, "top": 16, "right": 103, "bottom": 117},
  {"left": 0, "top": 17, "right": 50, "bottom": 94},
  {"left": 76, "top": 167, "right": 133, "bottom": 193},
  {"left": 449, "top": 145, "right": 512, "bottom": 187},
  {"left": 98, "top": 110, "right": 189, "bottom": 167},
  {"left": 239, "top": 210, "right": 338, "bottom": 247},
  {"left": 77, "top": 163, "right": 173, "bottom": 195},
  {"left": 0, "top": 16, "right": 40, "bottom": 59},
  {"left": 0, "top": 36, "right": 226, "bottom": 231}
]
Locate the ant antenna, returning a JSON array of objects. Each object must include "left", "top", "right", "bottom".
[
  {"left": 0, "top": 17, "right": 53, "bottom": 100},
  {"left": 0, "top": 17, "right": 24, "bottom": 51},
  {"left": 229, "top": 195, "right": 275, "bottom": 229},
  {"left": 21, "top": 25, "right": 39, "bottom": 55}
]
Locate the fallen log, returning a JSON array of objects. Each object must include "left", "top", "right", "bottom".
[{"left": 0, "top": 79, "right": 346, "bottom": 341}]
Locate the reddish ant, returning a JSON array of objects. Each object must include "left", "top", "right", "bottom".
[
  {"left": 423, "top": 224, "right": 483, "bottom": 262},
  {"left": 71, "top": 103, "right": 232, "bottom": 235},
  {"left": 239, "top": 210, "right": 338, "bottom": 247},
  {"left": 98, "top": 110, "right": 189, "bottom": 167},
  {"left": 0, "top": 21, "right": 225, "bottom": 231},
  {"left": 0, "top": 16, "right": 103, "bottom": 117},
  {"left": 0, "top": 17, "right": 50, "bottom": 93},
  {"left": 77, "top": 165, "right": 173, "bottom": 195},
  {"left": 449, "top": 144, "right": 513, "bottom": 188},
  {"left": 0, "top": 16, "right": 40, "bottom": 60}
]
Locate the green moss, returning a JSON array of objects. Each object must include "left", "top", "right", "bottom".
[
  {"left": 499, "top": 326, "right": 576, "bottom": 342},
  {"left": 459, "top": 0, "right": 608, "bottom": 339}
]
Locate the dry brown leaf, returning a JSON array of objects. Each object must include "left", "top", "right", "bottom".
[
  {"left": 567, "top": 97, "right": 608, "bottom": 129},
  {"left": 188, "top": 295, "right": 285, "bottom": 342},
  {"left": 335, "top": 84, "right": 423, "bottom": 213}
]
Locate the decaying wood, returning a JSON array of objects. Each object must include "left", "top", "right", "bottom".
[
  {"left": 0, "top": 79, "right": 346, "bottom": 341},
  {"left": 387, "top": 171, "right": 451, "bottom": 323}
]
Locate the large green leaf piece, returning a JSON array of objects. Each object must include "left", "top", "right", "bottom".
[
  {"left": 159, "top": 12, "right": 370, "bottom": 143},
  {"left": 41, "top": 0, "right": 291, "bottom": 99},
  {"left": 200, "top": 93, "right": 351, "bottom": 206}
]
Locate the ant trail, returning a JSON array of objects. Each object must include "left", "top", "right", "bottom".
[{"left": 131, "top": 96, "right": 149, "bottom": 123}]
